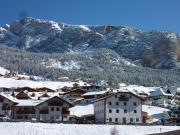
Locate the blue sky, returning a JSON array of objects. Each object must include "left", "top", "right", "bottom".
[{"left": 0, "top": 0, "right": 180, "bottom": 33}]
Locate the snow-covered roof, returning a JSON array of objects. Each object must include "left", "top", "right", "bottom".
[
  {"left": 0, "top": 93, "right": 17, "bottom": 103},
  {"left": 70, "top": 104, "right": 94, "bottom": 117},
  {"left": 82, "top": 90, "right": 108, "bottom": 96},
  {"left": 149, "top": 88, "right": 173, "bottom": 97},
  {"left": 15, "top": 99, "right": 44, "bottom": 107},
  {"left": 163, "top": 86, "right": 177, "bottom": 95},
  {"left": 142, "top": 105, "right": 170, "bottom": 122}
]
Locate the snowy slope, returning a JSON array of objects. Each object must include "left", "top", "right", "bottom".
[
  {"left": 0, "top": 122, "right": 179, "bottom": 135},
  {"left": 0, "top": 77, "right": 87, "bottom": 90},
  {"left": 0, "top": 66, "right": 9, "bottom": 75}
]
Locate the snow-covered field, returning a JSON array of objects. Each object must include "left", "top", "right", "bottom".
[
  {"left": 0, "top": 77, "right": 87, "bottom": 90},
  {"left": 0, "top": 122, "right": 179, "bottom": 135}
]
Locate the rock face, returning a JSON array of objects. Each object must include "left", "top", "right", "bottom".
[{"left": 0, "top": 17, "right": 180, "bottom": 69}]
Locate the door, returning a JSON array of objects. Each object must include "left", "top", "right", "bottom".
[{"left": 123, "top": 117, "right": 126, "bottom": 124}]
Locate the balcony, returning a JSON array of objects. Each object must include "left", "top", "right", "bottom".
[
  {"left": 16, "top": 110, "right": 35, "bottom": 114},
  {"left": 119, "top": 96, "right": 129, "bottom": 101},
  {"left": 48, "top": 102, "right": 63, "bottom": 106}
]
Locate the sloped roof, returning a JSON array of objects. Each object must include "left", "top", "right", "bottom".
[
  {"left": 149, "top": 88, "right": 173, "bottom": 97},
  {"left": 94, "top": 89, "right": 144, "bottom": 102},
  {"left": 0, "top": 93, "right": 17, "bottom": 103},
  {"left": 83, "top": 90, "right": 108, "bottom": 96}
]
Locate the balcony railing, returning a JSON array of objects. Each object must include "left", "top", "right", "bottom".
[
  {"left": 119, "top": 96, "right": 129, "bottom": 101},
  {"left": 16, "top": 110, "right": 35, "bottom": 114},
  {"left": 48, "top": 102, "right": 63, "bottom": 106}
]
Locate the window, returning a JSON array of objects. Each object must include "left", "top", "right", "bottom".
[
  {"left": 116, "top": 102, "right": 119, "bottom": 105},
  {"left": 17, "top": 116, "right": 23, "bottom": 119},
  {"left": 25, "top": 115, "right": 28, "bottom": 119},
  {"left": 134, "top": 102, "right": 137, "bottom": 106},
  {"left": 109, "top": 118, "right": 112, "bottom": 122},
  {"left": 115, "top": 95, "right": 117, "bottom": 98},
  {"left": 124, "top": 102, "right": 127, "bottom": 106},
  {"left": 109, "top": 102, "right": 112, "bottom": 105},
  {"left": 56, "top": 107, "right": 60, "bottom": 111},
  {"left": 124, "top": 109, "right": 127, "bottom": 113},
  {"left": 130, "top": 95, "right": 132, "bottom": 98},
  {"left": 51, "top": 107, "right": 54, "bottom": 111},
  {"left": 136, "top": 118, "right": 139, "bottom": 122},
  {"left": 130, "top": 118, "right": 133, "bottom": 123},
  {"left": 134, "top": 110, "right": 137, "bottom": 113},
  {"left": 109, "top": 109, "right": 112, "bottom": 113},
  {"left": 115, "top": 118, "right": 118, "bottom": 122},
  {"left": 116, "top": 109, "right": 119, "bottom": 113}
]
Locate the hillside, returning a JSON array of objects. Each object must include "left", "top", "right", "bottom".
[
  {"left": 0, "top": 17, "right": 180, "bottom": 86},
  {"left": 0, "top": 17, "right": 180, "bottom": 69},
  {"left": 0, "top": 46, "right": 180, "bottom": 86}
]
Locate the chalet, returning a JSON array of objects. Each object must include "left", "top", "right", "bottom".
[
  {"left": 94, "top": 90, "right": 144, "bottom": 124},
  {"left": 13, "top": 96, "right": 73, "bottom": 122},
  {"left": 62, "top": 88, "right": 86, "bottom": 102},
  {"left": 0, "top": 91, "right": 73, "bottom": 122},
  {"left": 82, "top": 90, "right": 109, "bottom": 104}
]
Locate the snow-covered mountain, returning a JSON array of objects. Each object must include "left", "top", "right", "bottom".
[{"left": 0, "top": 17, "right": 180, "bottom": 69}]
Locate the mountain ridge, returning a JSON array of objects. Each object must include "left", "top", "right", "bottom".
[{"left": 0, "top": 17, "right": 180, "bottom": 86}]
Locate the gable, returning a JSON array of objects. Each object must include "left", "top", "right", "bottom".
[
  {"left": 16, "top": 91, "right": 31, "bottom": 99},
  {"left": 36, "top": 96, "right": 73, "bottom": 107}
]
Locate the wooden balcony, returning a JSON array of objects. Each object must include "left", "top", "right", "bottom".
[
  {"left": 48, "top": 102, "right": 63, "bottom": 106},
  {"left": 16, "top": 110, "right": 35, "bottom": 114},
  {"left": 119, "top": 96, "right": 129, "bottom": 101}
]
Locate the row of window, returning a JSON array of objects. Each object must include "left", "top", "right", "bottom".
[
  {"left": 95, "top": 102, "right": 104, "bottom": 107},
  {"left": 108, "top": 117, "right": 139, "bottom": 122},
  {"left": 109, "top": 101, "right": 137, "bottom": 106},
  {"left": 109, "top": 109, "right": 137, "bottom": 114},
  {"left": 95, "top": 109, "right": 104, "bottom": 114},
  {"left": 51, "top": 107, "right": 60, "bottom": 111},
  {"left": 115, "top": 95, "right": 131, "bottom": 98}
]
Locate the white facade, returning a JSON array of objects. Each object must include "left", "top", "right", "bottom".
[
  {"left": 13, "top": 96, "right": 72, "bottom": 122},
  {"left": 94, "top": 92, "right": 143, "bottom": 124}
]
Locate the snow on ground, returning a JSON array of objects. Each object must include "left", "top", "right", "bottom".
[
  {"left": 0, "top": 77, "right": 87, "bottom": 90},
  {"left": 0, "top": 66, "right": 10, "bottom": 75},
  {"left": 70, "top": 104, "right": 94, "bottom": 117},
  {"left": 0, "top": 122, "right": 179, "bottom": 135},
  {"left": 42, "top": 60, "right": 81, "bottom": 71},
  {"left": 142, "top": 105, "right": 170, "bottom": 122}
]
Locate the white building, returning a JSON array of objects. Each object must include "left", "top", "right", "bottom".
[
  {"left": 94, "top": 90, "right": 143, "bottom": 124},
  {"left": 0, "top": 91, "right": 73, "bottom": 122}
]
